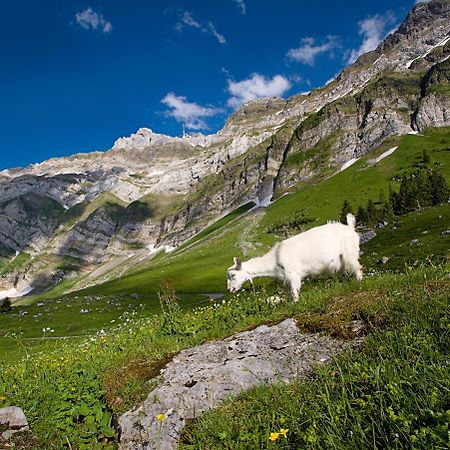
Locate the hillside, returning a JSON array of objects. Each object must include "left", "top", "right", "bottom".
[
  {"left": 1, "top": 1, "right": 450, "bottom": 448},
  {"left": 0, "top": 0, "right": 449, "bottom": 299}
]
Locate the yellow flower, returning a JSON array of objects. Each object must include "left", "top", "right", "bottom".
[
  {"left": 279, "top": 428, "right": 288, "bottom": 438},
  {"left": 269, "top": 432, "right": 280, "bottom": 441},
  {"left": 0, "top": 396, "right": 6, "bottom": 401},
  {"left": 156, "top": 413, "right": 166, "bottom": 421}
]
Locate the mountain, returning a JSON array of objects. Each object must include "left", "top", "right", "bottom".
[{"left": 1, "top": 0, "right": 449, "bottom": 299}]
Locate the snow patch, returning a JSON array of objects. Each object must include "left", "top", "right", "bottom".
[
  {"left": 406, "top": 35, "right": 450, "bottom": 68},
  {"left": 340, "top": 158, "right": 359, "bottom": 171},
  {"left": 148, "top": 170, "right": 165, "bottom": 177},
  {"left": 0, "top": 285, "right": 34, "bottom": 300},
  {"left": 372, "top": 55, "right": 384, "bottom": 66},
  {"left": 147, "top": 244, "right": 175, "bottom": 257},
  {"left": 374, "top": 146, "right": 398, "bottom": 164}
]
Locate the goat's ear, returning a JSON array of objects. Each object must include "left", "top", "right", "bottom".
[{"left": 233, "top": 257, "right": 242, "bottom": 270}]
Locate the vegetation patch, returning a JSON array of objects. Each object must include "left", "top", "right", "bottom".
[{"left": 180, "top": 278, "right": 450, "bottom": 449}]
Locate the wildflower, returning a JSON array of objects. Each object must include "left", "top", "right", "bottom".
[
  {"left": 156, "top": 413, "right": 166, "bottom": 421},
  {"left": 269, "top": 432, "right": 280, "bottom": 441},
  {"left": 0, "top": 396, "right": 6, "bottom": 401},
  {"left": 279, "top": 428, "right": 288, "bottom": 438}
]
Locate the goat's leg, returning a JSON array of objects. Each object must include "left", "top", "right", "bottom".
[
  {"left": 342, "top": 255, "right": 363, "bottom": 281},
  {"left": 286, "top": 274, "right": 302, "bottom": 302}
]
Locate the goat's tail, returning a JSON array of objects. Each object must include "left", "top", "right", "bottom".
[{"left": 346, "top": 213, "right": 356, "bottom": 229}]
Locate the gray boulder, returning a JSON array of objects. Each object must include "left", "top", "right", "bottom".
[
  {"left": 0, "top": 406, "right": 29, "bottom": 440},
  {"left": 119, "top": 318, "right": 345, "bottom": 450}
]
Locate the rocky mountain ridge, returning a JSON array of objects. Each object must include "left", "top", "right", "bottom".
[{"left": 1, "top": 0, "right": 449, "bottom": 298}]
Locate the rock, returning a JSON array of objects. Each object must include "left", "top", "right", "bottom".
[
  {"left": 0, "top": 406, "right": 29, "bottom": 440},
  {"left": 359, "top": 229, "right": 377, "bottom": 244},
  {"left": 130, "top": 293, "right": 139, "bottom": 299},
  {"left": 119, "top": 318, "right": 345, "bottom": 450},
  {"left": 409, "top": 239, "right": 420, "bottom": 246},
  {"left": 440, "top": 229, "right": 450, "bottom": 236},
  {"left": 378, "top": 256, "right": 390, "bottom": 265}
]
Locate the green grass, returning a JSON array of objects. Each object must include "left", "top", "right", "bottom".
[
  {"left": 361, "top": 204, "right": 450, "bottom": 271},
  {"left": 0, "top": 267, "right": 448, "bottom": 448},
  {"left": 180, "top": 202, "right": 255, "bottom": 249},
  {"left": 180, "top": 275, "right": 450, "bottom": 449},
  {"left": 0, "top": 292, "right": 212, "bottom": 361},
  {"left": 0, "top": 252, "right": 31, "bottom": 275}
]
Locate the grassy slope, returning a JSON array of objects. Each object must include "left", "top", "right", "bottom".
[
  {"left": 75, "top": 127, "right": 450, "bottom": 297},
  {"left": 1, "top": 268, "right": 448, "bottom": 449},
  {"left": 181, "top": 275, "right": 450, "bottom": 450}
]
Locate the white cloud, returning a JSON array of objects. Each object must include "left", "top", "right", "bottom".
[
  {"left": 75, "top": 8, "right": 112, "bottom": 33},
  {"left": 287, "top": 36, "right": 338, "bottom": 65},
  {"left": 233, "top": 0, "right": 246, "bottom": 14},
  {"left": 175, "top": 11, "right": 226, "bottom": 45},
  {"left": 347, "top": 12, "right": 397, "bottom": 64},
  {"left": 227, "top": 74, "right": 292, "bottom": 108},
  {"left": 175, "top": 11, "right": 201, "bottom": 31},
  {"left": 162, "top": 93, "right": 223, "bottom": 129},
  {"left": 206, "top": 21, "right": 226, "bottom": 45}
]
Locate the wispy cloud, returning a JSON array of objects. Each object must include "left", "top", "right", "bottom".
[
  {"left": 286, "top": 36, "right": 339, "bottom": 65},
  {"left": 175, "top": 11, "right": 226, "bottom": 45},
  {"left": 227, "top": 74, "right": 292, "bottom": 108},
  {"left": 232, "top": 0, "right": 246, "bottom": 14},
  {"left": 206, "top": 21, "right": 226, "bottom": 45},
  {"left": 346, "top": 12, "right": 397, "bottom": 64},
  {"left": 75, "top": 8, "right": 112, "bottom": 33},
  {"left": 161, "top": 93, "right": 223, "bottom": 129}
]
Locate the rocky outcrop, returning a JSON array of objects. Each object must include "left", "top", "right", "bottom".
[
  {"left": 119, "top": 318, "right": 345, "bottom": 450},
  {"left": 0, "top": 406, "right": 30, "bottom": 441},
  {"left": 416, "top": 59, "right": 450, "bottom": 129}
]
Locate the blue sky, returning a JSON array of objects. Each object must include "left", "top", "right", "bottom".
[{"left": 0, "top": 0, "right": 420, "bottom": 170}]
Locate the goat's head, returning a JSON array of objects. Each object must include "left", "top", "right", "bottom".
[{"left": 226, "top": 257, "right": 249, "bottom": 293}]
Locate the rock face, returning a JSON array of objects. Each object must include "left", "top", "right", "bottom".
[
  {"left": 0, "top": 0, "right": 449, "bottom": 295},
  {"left": 0, "top": 406, "right": 30, "bottom": 441},
  {"left": 119, "top": 318, "right": 345, "bottom": 450}
]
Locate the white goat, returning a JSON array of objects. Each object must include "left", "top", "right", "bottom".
[{"left": 226, "top": 213, "right": 362, "bottom": 301}]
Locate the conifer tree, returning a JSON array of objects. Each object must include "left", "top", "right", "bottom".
[
  {"left": 366, "top": 199, "right": 378, "bottom": 225},
  {"left": 356, "top": 205, "right": 369, "bottom": 225},
  {"left": 422, "top": 149, "right": 430, "bottom": 165},
  {"left": 429, "top": 169, "right": 449, "bottom": 205},
  {"left": 381, "top": 199, "right": 394, "bottom": 222},
  {"left": 340, "top": 200, "right": 353, "bottom": 223}
]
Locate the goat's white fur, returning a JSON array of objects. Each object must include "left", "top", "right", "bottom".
[{"left": 226, "top": 213, "right": 362, "bottom": 301}]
